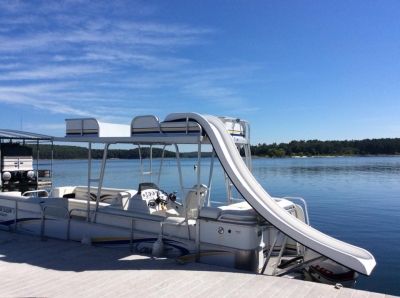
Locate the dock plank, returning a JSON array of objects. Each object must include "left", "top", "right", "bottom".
[{"left": 0, "top": 230, "right": 396, "bottom": 298}]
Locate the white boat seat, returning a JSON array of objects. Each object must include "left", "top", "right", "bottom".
[
  {"left": 199, "top": 203, "right": 263, "bottom": 224},
  {"left": 185, "top": 184, "right": 208, "bottom": 218},
  {"left": 162, "top": 216, "right": 196, "bottom": 226},
  {"left": 125, "top": 193, "right": 156, "bottom": 214},
  {"left": 109, "top": 190, "right": 137, "bottom": 209},
  {"left": 198, "top": 206, "right": 221, "bottom": 219},
  {"left": 124, "top": 183, "right": 161, "bottom": 214},
  {"left": 218, "top": 209, "right": 262, "bottom": 224}
]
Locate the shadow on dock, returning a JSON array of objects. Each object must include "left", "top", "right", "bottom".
[{"left": 0, "top": 231, "right": 245, "bottom": 274}]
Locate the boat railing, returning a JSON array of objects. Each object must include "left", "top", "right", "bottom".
[
  {"left": 22, "top": 189, "right": 50, "bottom": 197},
  {"left": 42, "top": 204, "right": 70, "bottom": 238},
  {"left": 67, "top": 207, "right": 270, "bottom": 259},
  {"left": 0, "top": 196, "right": 165, "bottom": 253},
  {"left": 68, "top": 208, "right": 138, "bottom": 251},
  {"left": 281, "top": 196, "right": 310, "bottom": 225},
  {"left": 229, "top": 197, "right": 245, "bottom": 203},
  {"left": 207, "top": 200, "right": 223, "bottom": 206},
  {"left": 207, "top": 197, "right": 244, "bottom": 206},
  {"left": 67, "top": 208, "right": 186, "bottom": 252},
  {"left": 0, "top": 199, "right": 44, "bottom": 235},
  {"left": 0, "top": 198, "right": 70, "bottom": 239},
  {"left": 1, "top": 196, "right": 309, "bottom": 277}
]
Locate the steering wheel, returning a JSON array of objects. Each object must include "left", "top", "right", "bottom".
[
  {"left": 168, "top": 191, "right": 177, "bottom": 202},
  {"left": 157, "top": 190, "right": 169, "bottom": 204}
]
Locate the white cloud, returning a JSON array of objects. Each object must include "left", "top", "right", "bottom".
[
  {"left": 0, "top": 0, "right": 257, "bottom": 123},
  {"left": 0, "top": 64, "right": 109, "bottom": 81}
]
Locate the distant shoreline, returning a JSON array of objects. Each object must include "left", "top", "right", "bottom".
[
  {"left": 251, "top": 154, "right": 400, "bottom": 159},
  {"left": 35, "top": 154, "right": 400, "bottom": 161}
]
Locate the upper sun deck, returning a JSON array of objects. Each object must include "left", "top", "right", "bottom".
[{"left": 54, "top": 113, "right": 249, "bottom": 145}]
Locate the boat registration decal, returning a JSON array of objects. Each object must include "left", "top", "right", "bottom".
[{"left": 0, "top": 207, "right": 14, "bottom": 216}]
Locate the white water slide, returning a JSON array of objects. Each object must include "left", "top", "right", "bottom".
[{"left": 165, "top": 113, "right": 376, "bottom": 276}]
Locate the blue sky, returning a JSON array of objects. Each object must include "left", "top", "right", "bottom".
[{"left": 0, "top": 0, "right": 399, "bottom": 146}]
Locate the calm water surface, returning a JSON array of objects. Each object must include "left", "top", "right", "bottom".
[{"left": 51, "top": 156, "right": 400, "bottom": 296}]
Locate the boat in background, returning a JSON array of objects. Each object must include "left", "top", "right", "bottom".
[
  {"left": 1, "top": 143, "right": 35, "bottom": 185},
  {"left": 0, "top": 113, "right": 375, "bottom": 287},
  {"left": 0, "top": 129, "right": 53, "bottom": 190}
]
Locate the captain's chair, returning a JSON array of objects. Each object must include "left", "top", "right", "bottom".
[{"left": 185, "top": 184, "right": 208, "bottom": 218}]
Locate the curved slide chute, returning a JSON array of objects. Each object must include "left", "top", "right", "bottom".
[{"left": 165, "top": 112, "right": 376, "bottom": 276}]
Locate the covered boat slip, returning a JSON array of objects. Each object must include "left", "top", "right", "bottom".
[
  {"left": 0, "top": 112, "right": 375, "bottom": 287},
  {"left": 0, "top": 129, "right": 53, "bottom": 189}
]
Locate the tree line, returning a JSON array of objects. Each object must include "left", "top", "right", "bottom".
[
  {"left": 251, "top": 138, "right": 400, "bottom": 157},
  {"left": 29, "top": 145, "right": 211, "bottom": 160},
  {"left": 29, "top": 138, "right": 400, "bottom": 160}
]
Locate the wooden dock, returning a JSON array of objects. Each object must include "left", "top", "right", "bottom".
[{"left": 0, "top": 230, "right": 396, "bottom": 298}]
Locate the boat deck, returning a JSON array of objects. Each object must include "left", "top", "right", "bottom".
[{"left": 0, "top": 231, "right": 394, "bottom": 298}]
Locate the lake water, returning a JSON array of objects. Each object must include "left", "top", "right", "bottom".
[{"left": 48, "top": 156, "right": 400, "bottom": 296}]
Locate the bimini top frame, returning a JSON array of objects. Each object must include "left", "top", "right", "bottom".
[{"left": 54, "top": 115, "right": 250, "bottom": 146}]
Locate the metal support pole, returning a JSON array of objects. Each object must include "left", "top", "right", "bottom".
[
  {"left": 261, "top": 230, "right": 280, "bottom": 274},
  {"left": 272, "top": 235, "right": 288, "bottom": 276},
  {"left": 86, "top": 142, "right": 92, "bottom": 222}
]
